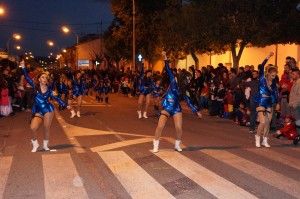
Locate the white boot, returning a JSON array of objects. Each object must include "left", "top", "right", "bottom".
[
  {"left": 153, "top": 139, "right": 159, "bottom": 153},
  {"left": 31, "top": 139, "right": 39, "bottom": 152},
  {"left": 175, "top": 140, "right": 183, "bottom": 152},
  {"left": 70, "top": 110, "right": 76, "bottom": 118},
  {"left": 261, "top": 137, "right": 270, "bottom": 148},
  {"left": 143, "top": 112, "right": 148, "bottom": 119},
  {"left": 255, "top": 135, "right": 261, "bottom": 148},
  {"left": 43, "top": 140, "right": 50, "bottom": 151},
  {"left": 77, "top": 111, "right": 81, "bottom": 118},
  {"left": 137, "top": 111, "right": 142, "bottom": 119}
]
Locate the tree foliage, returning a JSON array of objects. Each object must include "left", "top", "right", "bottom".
[{"left": 104, "top": 0, "right": 300, "bottom": 68}]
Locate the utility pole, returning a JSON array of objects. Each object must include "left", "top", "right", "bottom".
[{"left": 132, "top": 0, "right": 136, "bottom": 71}]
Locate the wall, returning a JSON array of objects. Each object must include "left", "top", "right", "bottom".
[{"left": 173, "top": 44, "right": 299, "bottom": 76}]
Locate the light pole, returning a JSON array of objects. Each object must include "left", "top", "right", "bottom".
[
  {"left": 132, "top": 0, "right": 136, "bottom": 71},
  {"left": 61, "top": 25, "right": 79, "bottom": 68},
  {"left": 6, "top": 33, "right": 22, "bottom": 55}
]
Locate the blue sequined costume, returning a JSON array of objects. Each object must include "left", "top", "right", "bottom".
[
  {"left": 56, "top": 82, "right": 69, "bottom": 97},
  {"left": 72, "top": 78, "right": 85, "bottom": 97},
  {"left": 22, "top": 68, "right": 67, "bottom": 116},
  {"left": 152, "top": 84, "right": 162, "bottom": 97},
  {"left": 256, "top": 58, "right": 279, "bottom": 108},
  {"left": 162, "top": 61, "right": 199, "bottom": 116},
  {"left": 139, "top": 65, "right": 154, "bottom": 95}
]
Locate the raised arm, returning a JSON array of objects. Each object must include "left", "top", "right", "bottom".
[
  {"left": 259, "top": 52, "right": 274, "bottom": 78},
  {"left": 162, "top": 52, "right": 175, "bottom": 82},
  {"left": 19, "top": 61, "right": 35, "bottom": 89}
]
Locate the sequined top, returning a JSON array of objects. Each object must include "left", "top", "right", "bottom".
[
  {"left": 22, "top": 68, "right": 66, "bottom": 115},
  {"left": 162, "top": 61, "right": 199, "bottom": 114},
  {"left": 139, "top": 65, "right": 154, "bottom": 95},
  {"left": 256, "top": 58, "right": 279, "bottom": 108},
  {"left": 72, "top": 78, "right": 85, "bottom": 97}
]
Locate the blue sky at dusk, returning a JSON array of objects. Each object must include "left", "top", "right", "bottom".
[{"left": 0, "top": 0, "right": 113, "bottom": 56}]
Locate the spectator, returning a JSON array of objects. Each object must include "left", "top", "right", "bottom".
[{"left": 289, "top": 68, "right": 300, "bottom": 134}]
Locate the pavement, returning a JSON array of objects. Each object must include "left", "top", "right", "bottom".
[{"left": 0, "top": 94, "right": 300, "bottom": 199}]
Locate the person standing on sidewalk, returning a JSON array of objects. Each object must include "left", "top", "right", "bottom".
[
  {"left": 255, "top": 52, "right": 279, "bottom": 148},
  {"left": 20, "top": 61, "right": 69, "bottom": 152},
  {"left": 289, "top": 68, "right": 300, "bottom": 134},
  {"left": 244, "top": 70, "right": 259, "bottom": 134}
]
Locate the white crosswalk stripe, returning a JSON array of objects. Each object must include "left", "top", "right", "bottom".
[
  {"left": 202, "top": 149, "right": 300, "bottom": 198},
  {"left": 42, "top": 154, "right": 89, "bottom": 199},
  {"left": 98, "top": 151, "right": 175, "bottom": 199},
  {"left": 2, "top": 146, "right": 300, "bottom": 198},
  {"left": 155, "top": 150, "right": 258, "bottom": 199},
  {"left": 0, "top": 156, "right": 13, "bottom": 198}
]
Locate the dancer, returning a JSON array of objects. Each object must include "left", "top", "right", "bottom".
[
  {"left": 255, "top": 52, "right": 279, "bottom": 148},
  {"left": 137, "top": 62, "right": 154, "bottom": 119},
  {"left": 20, "top": 60, "right": 68, "bottom": 152},
  {"left": 56, "top": 74, "right": 69, "bottom": 110},
  {"left": 69, "top": 71, "right": 85, "bottom": 118},
  {"left": 152, "top": 78, "right": 163, "bottom": 117},
  {"left": 153, "top": 52, "right": 202, "bottom": 153},
  {"left": 102, "top": 74, "right": 111, "bottom": 104}
]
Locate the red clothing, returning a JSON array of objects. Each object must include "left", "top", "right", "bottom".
[
  {"left": 280, "top": 123, "right": 298, "bottom": 140},
  {"left": 0, "top": 88, "right": 9, "bottom": 106},
  {"left": 279, "top": 72, "right": 293, "bottom": 92}
]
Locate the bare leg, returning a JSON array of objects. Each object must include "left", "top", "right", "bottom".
[
  {"left": 154, "top": 110, "right": 170, "bottom": 140},
  {"left": 30, "top": 115, "right": 43, "bottom": 140},
  {"left": 263, "top": 109, "right": 273, "bottom": 137},
  {"left": 173, "top": 112, "right": 183, "bottom": 140},
  {"left": 43, "top": 112, "right": 54, "bottom": 140},
  {"left": 145, "top": 94, "right": 151, "bottom": 113},
  {"left": 77, "top": 95, "right": 82, "bottom": 112},
  {"left": 256, "top": 111, "right": 266, "bottom": 137},
  {"left": 137, "top": 95, "right": 145, "bottom": 111}
]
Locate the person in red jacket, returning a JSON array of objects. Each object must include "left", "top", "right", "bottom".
[{"left": 274, "top": 115, "right": 300, "bottom": 145}]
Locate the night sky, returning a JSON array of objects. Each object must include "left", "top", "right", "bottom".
[{"left": 0, "top": 0, "right": 113, "bottom": 56}]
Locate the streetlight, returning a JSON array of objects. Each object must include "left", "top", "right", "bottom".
[
  {"left": 61, "top": 25, "right": 79, "bottom": 68},
  {"left": 0, "top": 6, "right": 6, "bottom": 16},
  {"left": 16, "top": 45, "right": 21, "bottom": 50},
  {"left": 6, "top": 33, "right": 22, "bottom": 55},
  {"left": 132, "top": 0, "right": 136, "bottom": 71},
  {"left": 47, "top": 40, "right": 54, "bottom": 47},
  {"left": 61, "top": 25, "right": 79, "bottom": 44}
]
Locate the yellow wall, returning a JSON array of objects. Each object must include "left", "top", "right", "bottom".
[{"left": 173, "top": 44, "right": 299, "bottom": 76}]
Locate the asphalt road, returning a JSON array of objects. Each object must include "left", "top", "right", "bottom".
[{"left": 0, "top": 94, "right": 299, "bottom": 199}]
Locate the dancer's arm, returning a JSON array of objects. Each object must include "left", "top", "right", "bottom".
[
  {"left": 19, "top": 60, "right": 35, "bottom": 89},
  {"left": 258, "top": 52, "right": 274, "bottom": 78},
  {"left": 51, "top": 91, "right": 68, "bottom": 108}
]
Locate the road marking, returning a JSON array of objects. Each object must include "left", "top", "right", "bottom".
[
  {"left": 155, "top": 151, "right": 257, "bottom": 199},
  {"left": 202, "top": 149, "right": 300, "bottom": 198},
  {"left": 246, "top": 148, "right": 300, "bottom": 170},
  {"left": 91, "top": 138, "right": 153, "bottom": 152},
  {"left": 98, "top": 151, "right": 175, "bottom": 199},
  {"left": 42, "top": 154, "right": 89, "bottom": 199},
  {"left": 55, "top": 111, "right": 86, "bottom": 153},
  {"left": 0, "top": 156, "right": 12, "bottom": 198}
]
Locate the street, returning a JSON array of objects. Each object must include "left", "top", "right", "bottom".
[{"left": 0, "top": 94, "right": 300, "bottom": 199}]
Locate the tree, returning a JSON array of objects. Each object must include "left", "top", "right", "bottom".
[{"left": 191, "top": 0, "right": 300, "bottom": 68}]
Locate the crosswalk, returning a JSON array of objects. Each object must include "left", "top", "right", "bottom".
[{"left": 1, "top": 145, "right": 299, "bottom": 199}]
